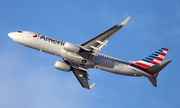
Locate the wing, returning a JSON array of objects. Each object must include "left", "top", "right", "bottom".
[
  {"left": 80, "top": 16, "right": 131, "bottom": 53},
  {"left": 72, "top": 68, "right": 95, "bottom": 89}
]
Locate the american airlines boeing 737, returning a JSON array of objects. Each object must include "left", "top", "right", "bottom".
[{"left": 8, "top": 16, "right": 171, "bottom": 89}]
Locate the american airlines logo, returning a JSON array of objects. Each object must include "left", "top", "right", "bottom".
[
  {"left": 33, "top": 35, "right": 37, "bottom": 38},
  {"left": 33, "top": 34, "right": 64, "bottom": 45}
]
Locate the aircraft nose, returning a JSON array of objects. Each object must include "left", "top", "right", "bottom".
[{"left": 8, "top": 32, "right": 14, "bottom": 39}]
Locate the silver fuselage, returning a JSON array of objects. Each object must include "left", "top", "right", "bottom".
[{"left": 8, "top": 31, "right": 153, "bottom": 78}]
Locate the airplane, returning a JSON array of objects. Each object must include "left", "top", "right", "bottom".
[{"left": 8, "top": 16, "right": 171, "bottom": 89}]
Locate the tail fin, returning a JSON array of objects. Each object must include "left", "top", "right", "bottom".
[
  {"left": 147, "top": 59, "right": 172, "bottom": 87},
  {"left": 135, "top": 47, "right": 169, "bottom": 68},
  {"left": 135, "top": 48, "right": 171, "bottom": 87}
]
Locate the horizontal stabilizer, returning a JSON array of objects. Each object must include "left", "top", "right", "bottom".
[
  {"left": 147, "top": 59, "right": 171, "bottom": 87},
  {"left": 148, "top": 76, "right": 157, "bottom": 87},
  {"left": 147, "top": 59, "right": 172, "bottom": 74}
]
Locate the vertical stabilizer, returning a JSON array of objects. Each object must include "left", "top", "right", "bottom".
[{"left": 135, "top": 48, "right": 169, "bottom": 68}]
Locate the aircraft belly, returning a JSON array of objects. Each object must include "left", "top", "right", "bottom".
[
  {"left": 96, "top": 57, "right": 114, "bottom": 68},
  {"left": 62, "top": 51, "right": 95, "bottom": 68},
  {"left": 98, "top": 64, "right": 145, "bottom": 77},
  {"left": 130, "top": 66, "right": 150, "bottom": 77},
  {"left": 97, "top": 63, "right": 125, "bottom": 74}
]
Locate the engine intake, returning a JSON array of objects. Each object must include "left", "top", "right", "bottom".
[
  {"left": 64, "top": 42, "right": 80, "bottom": 53},
  {"left": 54, "top": 61, "right": 71, "bottom": 72}
]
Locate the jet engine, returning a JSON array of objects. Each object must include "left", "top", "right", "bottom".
[
  {"left": 54, "top": 61, "right": 71, "bottom": 72},
  {"left": 64, "top": 42, "right": 80, "bottom": 53}
]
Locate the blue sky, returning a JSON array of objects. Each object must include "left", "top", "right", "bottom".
[{"left": 0, "top": 0, "right": 180, "bottom": 108}]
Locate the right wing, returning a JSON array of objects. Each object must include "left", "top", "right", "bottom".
[
  {"left": 72, "top": 68, "right": 95, "bottom": 89},
  {"left": 80, "top": 16, "right": 131, "bottom": 53}
]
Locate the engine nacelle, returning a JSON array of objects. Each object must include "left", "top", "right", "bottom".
[
  {"left": 64, "top": 42, "right": 80, "bottom": 53},
  {"left": 54, "top": 61, "right": 71, "bottom": 72}
]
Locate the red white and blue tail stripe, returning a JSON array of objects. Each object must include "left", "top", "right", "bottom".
[{"left": 135, "top": 47, "right": 169, "bottom": 68}]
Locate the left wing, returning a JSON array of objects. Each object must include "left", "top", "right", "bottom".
[
  {"left": 72, "top": 68, "right": 95, "bottom": 89},
  {"left": 80, "top": 16, "right": 131, "bottom": 53}
]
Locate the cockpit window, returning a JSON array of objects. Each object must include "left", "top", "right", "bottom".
[{"left": 17, "top": 31, "right": 23, "bottom": 33}]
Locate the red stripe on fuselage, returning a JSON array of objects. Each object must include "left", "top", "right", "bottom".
[
  {"left": 130, "top": 64, "right": 155, "bottom": 76},
  {"left": 135, "top": 62, "right": 150, "bottom": 68}
]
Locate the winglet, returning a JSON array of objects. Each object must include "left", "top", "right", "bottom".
[
  {"left": 90, "top": 83, "right": 96, "bottom": 89},
  {"left": 117, "top": 16, "right": 131, "bottom": 26}
]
